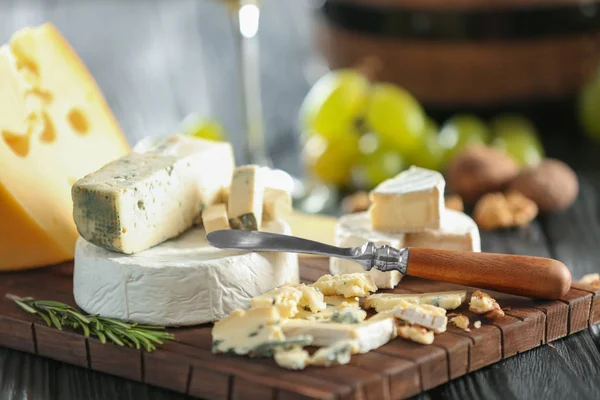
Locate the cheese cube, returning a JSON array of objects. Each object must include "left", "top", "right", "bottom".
[
  {"left": 263, "top": 188, "right": 292, "bottom": 221},
  {"left": 72, "top": 135, "right": 235, "bottom": 254},
  {"left": 313, "top": 273, "right": 377, "bottom": 298},
  {"left": 310, "top": 339, "right": 358, "bottom": 367},
  {"left": 212, "top": 307, "right": 285, "bottom": 355},
  {"left": 0, "top": 24, "right": 131, "bottom": 270},
  {"left": 202, "top": 203, "right": 230, "bottom": 233},
  {"left": 365, "top": 290, "right": 467, "bottom": 312},
  {"left": 228, "top": 165, "right": 265, "bottom": 230},
  {"left": 282, "top": 318, "right": 397, "bottom": 353},
  {"left": 369, "top": 166, "right": 445, "bottom": 232}
]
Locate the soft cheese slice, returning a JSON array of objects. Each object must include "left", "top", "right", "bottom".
[
  {"left": 73, "top": 219, "right": 299, "bottom": 326},
  {"left": 0, "top": 23, "right": 130, "bottom": 270},
  {"left": 313, "top": 273, "right": 377, "bottom": 298},
  {"left": 405, "top": 210, "right": 481, "bottom": 252},
  {"left": 212, "top": 307, "right": 285, "bottom": 355},
  {"left": 330, "top": 210, "right": 480, "bottom": 288},
  {"left": 202, "top": 203, "right": 231, "bottom": 233},
  {"left": 365, "top": 291, "right": 467, "bottom": 312},
  {"left": 72, "top": 135, "right": 234, "bottom": 254},
  {"left": 331, "top": 212, "right": 404, "bottom": 289},
  {"left": 228, "top": 165, "right": 265, "bottom": 230},
  {"left": 369, "top": 166, "right": 445, "bottom": 232},
  {"left": 282, "top": 318, "right": 397, "bottom": 353}
]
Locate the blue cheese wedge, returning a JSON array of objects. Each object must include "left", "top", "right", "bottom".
[
  {"left": 72, "top": 135, "right": 234, "bottom": 254},
  {"left": 310, "top": 339, "right": 359, "bottom": 367},
  {"left": 293, "top": 296, "right": 363, "bottom": 321},
  {"left": 228, "top": 165, "right": 265, "bottom": 230},
  {"left": 369, "top": 166, "right": 445, "bottom": 232},
  {"left": 313, "top": 273, "right": 377, "bottom": 298},
  {"left": 212, "top": 307, "right": 285, "bottom": 355},
  {"left": 392, "top": 300, "right": 448, "bottom": 334},
  {"left": 274, "top": 346, "right": 311, "bottom": 370},
  {"left": 365, "top": 290, "right": 467, "bottom": 312},
  {"left": 282, "top": 318, "right": 397, "bottom": 353},
  {"left": 202, "top": 203, "right": 230, "bottom": 233}
]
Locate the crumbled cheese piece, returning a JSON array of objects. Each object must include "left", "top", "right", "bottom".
[
  {"left": 450, "top": 314, "right": 470, "bottom": 332},
  {"left": 473, "top": 321, "right": 482, "bottom": 329},
  {"left": 313, "top": 273, "right": 377, "bottom": 298},
  {"left": 397, "top": 324, "right": 434, "bottom": 345},
  {"left": 293, "top": 296, "right": 364, "bottom": 322},
  {"left": 274, "top": 346, "right": 311, "bottom": 370},
  {"left": 579, "top": 273, "right": 600, "bottom": 288},
  {"left": 310, "top": 339, "right": 359, "bottom": 367},
  {"left": 289, "top": 283, "right": 327, "bottom": 313},
  {"left": 251, "top": 286, "right": 303, "bottom": 318},
  {"left": 469, "top": 290, "right": 505, "bottom": 319}
]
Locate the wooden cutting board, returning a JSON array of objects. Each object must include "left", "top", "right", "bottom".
[{"left": 0, "top": 258, "right": 599, "bottom": 400}]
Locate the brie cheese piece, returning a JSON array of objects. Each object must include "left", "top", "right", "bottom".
[
  {"left": 313, "top": 273, "right": 377, "bottom": 298},
  {"left": 369, "top": 166, "right": 445, "bottom": 232},
  {"left": 263, "top": 188, "right": 292, "bottom": 222},
  {"left": 330, "top": 210, "right": 480, "bottom": 288},
  {"left": 72, "top": 134, "right": 234, "bottom": 254},
  {"left": 282, "top": 318, "right": 397, "bottom": 353},
  {"left": 366, "top": 290, "right": 467, "bottom": 312},
  {"left": 73, "top": 219, "right": 299, "bottom": 326}
]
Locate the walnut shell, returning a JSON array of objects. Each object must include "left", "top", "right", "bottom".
[
  {"left": 446, "top": 145, "right": 520, "bottom": 204},
  {"left": 509, "top": 159, "right": 578, "bottom": 213}
]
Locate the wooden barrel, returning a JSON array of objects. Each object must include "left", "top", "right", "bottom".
[{"left": 317, "top": 0, "right": 600, "bottom": 111}]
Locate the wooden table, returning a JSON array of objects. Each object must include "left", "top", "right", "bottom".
[{"left": 1, "top": 1, "right": 600, "bottom": 399}]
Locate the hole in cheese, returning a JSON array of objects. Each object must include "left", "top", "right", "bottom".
[
  {"left": 39, "top": 112, "right": 56, "bottom": 143},
  {"left": 2, "top": 130, "right": 30, "bottom": 157},
  {"left": 27, "top": 88, "right": 53, "bottom": 104},
  {"left": 67, "top": 108, "right": 89, "bottom": 135}
]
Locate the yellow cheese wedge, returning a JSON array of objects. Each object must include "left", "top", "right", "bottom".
[{"left": 0, "top": 23, "right": 130, "bottom": 270}]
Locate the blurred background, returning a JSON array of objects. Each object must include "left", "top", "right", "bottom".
[{"left": 2, "top": 0, "right": 600, "bottom": 210}]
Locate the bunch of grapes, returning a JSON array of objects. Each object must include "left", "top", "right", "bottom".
[{"left": 300, "top": 69, "right": 545, "bottom": 190}]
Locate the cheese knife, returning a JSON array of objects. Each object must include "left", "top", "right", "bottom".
[{"left": 206, "top": 230, "right": 572, "bottom": 299}]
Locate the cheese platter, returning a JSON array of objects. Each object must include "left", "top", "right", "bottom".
[{"left": 1, "top": 21, "right": 600, "bottom": 400}]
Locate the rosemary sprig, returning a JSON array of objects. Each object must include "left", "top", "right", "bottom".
[{"left": 7, "top": 295, "right": 174, "bottom": 352}]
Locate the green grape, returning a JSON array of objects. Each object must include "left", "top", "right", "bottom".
[
  {"left": 299, "top": 69, "right": 369, "bottom": 140},
  {"left": 181, "top": 114, "right": 226, "bottom": 141},
  {"left": 578, "top": 78, "right": 600, "bottom": 141},
  {"left": 438, "top": 114, "right": 491, "bottom": 158},
  {"left": 410, "top": 118, "right": 448, "bottom": 171},
  {"left": 364, "top": 83, "right": 426, "bottom": 158},
  {"left": 490, "top": 114, "right": 544, "bottom": 167},
  {"left": 351, "top": 133, "right": 406, "bottom": 189},
  {"left": 303, "top": 132, "right": 360, "bottom": 187}
]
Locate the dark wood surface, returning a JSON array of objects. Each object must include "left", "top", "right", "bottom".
[
  {"left": 2, "top": 0, "right": 600, "bottom": 399},
  {"left": 0, "top": 258, "right": 597, "bottom": 400}
]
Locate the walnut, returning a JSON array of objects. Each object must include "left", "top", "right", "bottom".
[
  {"left": 446, "top": 145, "right": 520, "bottom": 204},
  {"left": 469, "top": 290, "right": 505, "bottom": 319},
  {"left": 509, "top": 159, "right": 578, "bottom": 213},
  {"left": 450, "top": 314, "right": 470, "bottom": 331},
  {"left": 579, "top": 273, "right": 600, "bottom": 288},
  {"left": 473, "top": 192, "right": 538, "bottom": 231},
  {"left": 445, "top": 194, "right": 464, "bottom": 212},
  {"left": 342, "top": 191, "right": 371, "bottom": 213}
]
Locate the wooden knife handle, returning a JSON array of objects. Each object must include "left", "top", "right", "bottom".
[{"left": 407, "top": 247, "right": 572, "bottom": 299}]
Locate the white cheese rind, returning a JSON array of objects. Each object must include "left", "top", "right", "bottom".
[
  {"left": 405, "top": 210, "right": 481, "bottom": 252},
  {"left": 73, "top": 219, "right": 298, "bottom": 326},
  {"left": 369, "top": 166, "right": 445, "bottom": 232},
  {"left": 72, "top": 135, "right": 234, "bottom": 254}
]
